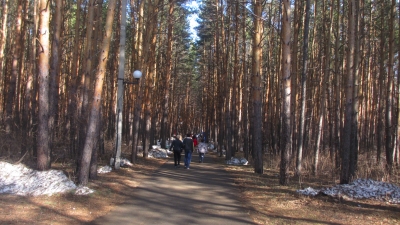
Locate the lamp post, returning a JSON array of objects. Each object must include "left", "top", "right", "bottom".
[{"left": 114, "top": 70, "right": 142, "bottom": 169}]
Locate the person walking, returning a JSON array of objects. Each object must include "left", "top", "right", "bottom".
[
  {"left": 170, "top": 135, "right": 184, "bottom": 168},
  {"left": 193, "top": 135, "right": 198, "bottom": 149},
  {"left": 197, "top": 138, "right": 208, "bottom": 163},
  {"left": 182, "top": 133, "right": 194, "bottom": 169}
]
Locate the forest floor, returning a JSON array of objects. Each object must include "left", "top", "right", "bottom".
[
  {"left": 227, "top": 153, "right": 400, "bottom": 225},
  {"left": 0, "top": 144, "right": 399, "bottom": 225}
]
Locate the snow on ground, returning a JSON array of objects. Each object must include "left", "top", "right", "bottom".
[
  {"left": 147, "top": 145, "right": 171, "bottom": 158},
  {"left": 297, "top": 178, "right": 400, "bottom": 204},
  {"left": 98, "top": 165, "right": 113, "bottom": 174},
  {"left": 226, "top": 157, "right": 248, "bottom": 165},
  {"left": 0, "top": 161, "right": 78, "bottom": 196}
]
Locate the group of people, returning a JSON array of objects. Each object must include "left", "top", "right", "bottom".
[{"left": 169, "top": 133, "right": 208, "bottom": 169}]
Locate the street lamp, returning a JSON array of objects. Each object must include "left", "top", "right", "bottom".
[
  {"left": 118, "top": 70, "right": 142, "bottom": 84},
  {"left": 114, "top": 70, "right": 142, "bottom": 169}
]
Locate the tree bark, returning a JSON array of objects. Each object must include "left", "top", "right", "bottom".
[
  {"left": 340, "top": 0, "right": 356, "bottom": 184},
  {"left": 160, "top": 0, "right": 175, "bottom": 149},
  {"left": 252, "top": 0, "right": 263, "bottom": 174},
  {"left": 0, "top": 0, "right": 8, "bottom": 116},
  {"left": 242, "top": 5, "right": 249, "bottom": 160},
  {"left": 314, "top": 0, "right": 333, "bottom": 176},
  {"left": 23, "top": 0, "right": 35, "bottom": 156},
  {"left": 296, "top": 0, "right": 310, "bottom": 176},
  {"left": 114, "top": 0, "right": 128, "bottom": 169},
  {"left": 49, "top": 0, "right": 63, "bottom": 150},
  {"left": 280, "top": 0, "right": 292, "bottom": 185},
  {"left": 131, "top": 0, "right": 145, "bottom": 163},
  {"left": 68, "top": 0, "right": 82, "bottom": 157},
  {"left": 5, "top": 0, "right": 23, "bottom": 133},
  {"left": 37, "top": 0, "right": 51, "bottom": 171},
  {"left": 385, "top": 0, "right": 396, "bottom": 173},
  {"left": 79, "top": 0, "right": 117, "bottom": 185}
]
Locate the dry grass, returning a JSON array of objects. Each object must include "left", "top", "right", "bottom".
[
  {"left": 226, "top": 152, "right": 400, "bottom": 225},
  {"left": 0, "top": 142, "right": 166, "bottom": 225}
]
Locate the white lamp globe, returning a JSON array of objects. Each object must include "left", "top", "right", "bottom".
[{"left": 133, "top": 70, "right": 142, "bottom": 79}]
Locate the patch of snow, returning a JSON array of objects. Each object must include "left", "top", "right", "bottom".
[
  {"left": 0, "top": 161, "right": 77, "bottom": 196},
  {"left": 148, "top": 146, "right": 171, "bottom": 158},
  {"left": 152, "top": 145, "right": 161, "bottom": 149},
  {"left": 109, "top": 158, "right": 133, "bottom": 168},
  {"left": 297, "top": 187, "right": 320, "bottom": 196},
  {"left": 120, "top": 158, "right": 133, "bottom": 167},
  {"left": 226, "top": 157, "right": 248, "bottom": 166},
  {"left": 98, "top": 165, "right": 112, "bottom": 174},
  {"left": 297, "top": 178, "right": 400, "bottom": 204},
  {"left": 75, "top": 186, "right": 94, "bottom": 195}
]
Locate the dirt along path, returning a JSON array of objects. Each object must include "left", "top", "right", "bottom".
[{"left": 90, "top": 152, "right": 255, "bottom": 225}]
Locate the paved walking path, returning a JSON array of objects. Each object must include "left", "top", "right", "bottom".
[{"left": 90, "top": 153, "right": 254, "bottom": 225}]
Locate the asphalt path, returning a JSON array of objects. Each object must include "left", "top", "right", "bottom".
[{"left": 90, "top": 152, "right": 255, "bottom": 225}]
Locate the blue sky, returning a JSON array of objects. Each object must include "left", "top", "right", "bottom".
[{"left": 185, "top": 1, "right": 199, "bottom": 41}]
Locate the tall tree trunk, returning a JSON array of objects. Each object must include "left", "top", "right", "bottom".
[
  {"left": 114, "top": 0, "right": 128, "bottom": 169},
  {"left": 385, "top": 0, "right": 396, "bottom": 174},
  {"left": 296, "top": 0, "right": 310, "bottom": 176},
  {"left": 291, "top": 0, "right": 300, "bottom": 157},
  {"left": 5, "top": 0, "right": 23, "bottom": 133},
  {"left": 49, "top": 0, "right": 63, "bottom": 150},
  {"left": 79, "top": 0, "right": 117, "bottom": 185},
  {"left": 397, "top": 0, "right": 400, "bottom": 167},
  {"left": 37, "top": 0, "right": 51, "bottom": 171},
  {"left": 340, "top": 0, "right": 356, "bottom": 184},
  {"left": 252, "top": 0, "right": 263, "bottom": 174},
  {"left": 79, "top": 0, "right": 96, "bottom": 156},
  {"left": 333, "top": 0, "right": 342, "bottom": 169},
  {"left": 160, "top": 0, "right": 175, "bottom": 149},
  {"left": 131, "top": 0, "right": 145, "bottom": 163},
  {"left": 280, "top": 0, "right": 292, "bottom": 185},
  {"left": 68, "top": 0, "right": 82, "bottom": 157},
  {"left": 0, "top": 0, "right": 8, "bottom": 116},
  {"left": 223, "top": 2, "right": 232, "bottom": 160},
  {"left": 242, "top": 6, "right": 249, "bottom": 160},
  {"left": 232, "top": 0, "right": 239, "bottom": 157},
  {"left": 376, "top": 0, "right": 386, "bottom": 164},
  {"left": 142, "top": 0, "right": 159, "bottom": 158},
  {"left": 350, "top": 0, "right": 360, "bottom": 178},
  {"left": 314, "top": 0, "right": 332, "bottom": 176},
  {"left": 23, "top": 0, "right": 35, "bottom": 156}
]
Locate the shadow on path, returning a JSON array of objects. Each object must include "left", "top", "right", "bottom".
[{"left": 89, "top": 153, "right": 255, "bottom": 225}]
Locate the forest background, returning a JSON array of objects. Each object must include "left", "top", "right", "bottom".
[{"left": 0, "top": 0, "right": 399, "bottom": 188}]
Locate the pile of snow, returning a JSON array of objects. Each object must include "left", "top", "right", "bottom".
[
  {"left": 148, "top": 145, "right": 171, "bottom": 158},
  {"left": 109, "top": 157, "right": 133, "bottom": 168},
  {"left": 120, "top": 158, "right": 133, "bottom": 167},
  {"left": 297, "top": 178, "right": 400, "bottom": 204},
  {"left": 98, "top": 165, "right": 112, "bottom": 174},
  {"left": 152, "top": 145, "right": 162, "bottom": 150},
  {"left": 75, "top": 186, "right": 95, "bottom": 195},
  {"left": 226, "top": 157, "right": 248, "bottom": 165},
  {"left": 0, "top": 161, "right": 77, "bottom": 196}
]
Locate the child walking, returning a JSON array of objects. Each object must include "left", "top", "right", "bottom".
[{"left": 197, "top": 138, "right": 208, "bottom": 163}]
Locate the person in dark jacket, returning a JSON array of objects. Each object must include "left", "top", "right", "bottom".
[
  {"left": 170, "top": 135, "right": 184, "bottom": 168},
  {"left": 182, "top": 133, "right": 194, "bottom": 169}
]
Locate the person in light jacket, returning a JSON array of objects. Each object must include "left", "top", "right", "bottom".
[{"left": 197, "top": 138, "right": 208, "bottom": 163}]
